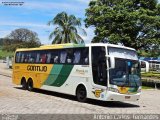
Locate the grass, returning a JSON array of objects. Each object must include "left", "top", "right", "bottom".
[
  {"left": 141, "top": 72, "right": 160, "bottom": 80},
  {"left": 142, "top": 86, "right": 154, "bottom": 89},
  {"left": 0, "top": 48, "right": 14, "bottom": 59}
]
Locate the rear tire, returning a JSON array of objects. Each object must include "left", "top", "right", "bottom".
[
  {"left": 21, "top": 79, "right": 27, "bottom": 90},
  {"left": 76, "top": 85, "right": 87, "bottom": 102},
  {"left": 27, "top": 79, "right": 33, "bottom": 91}
]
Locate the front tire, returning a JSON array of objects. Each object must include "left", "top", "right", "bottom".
[{"left": 76, "top": 85, "right": 87, "bottom": 102}]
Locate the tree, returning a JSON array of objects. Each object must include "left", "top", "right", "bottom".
[
  {"left": 0, "top": 38, "right": 3, "bottom": 46},
  {"left": 85, "top": 0, "right": 160, "bottom": 50},
  {"left": 48, "top": 12, "right": 86, "bottom": 44},
  {"left": 3, "top": 28, "right": 41, "bottom": 51}
]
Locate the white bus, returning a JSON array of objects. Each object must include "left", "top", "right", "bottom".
[
  {"left": 140, "top": 60, "right": 149, "bottom": 73},
  {"left": 13, "top": 43, "right": 141, "bottom": 102}
]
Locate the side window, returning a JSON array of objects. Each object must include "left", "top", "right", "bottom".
[
  {"left": 31, "top": 48, "right": 89, "bottom": 65},
  {"left": 66, "top": 49, "right": 73, "bottom": 64},
  {"left": 40, "top": 52, "right": 47, "bottom": 64},
  {"left": 24, "top": 52, "right": 29, "bottom": 63},
  {"left": 60, "top": 50, "right": 67, "bottom": 63},
  {"left": 92, "top": 46, "right": 107, "bottom": 86},
  {"left": 50, "top": 50, "right": 59, "bottom": 64},
  {"left": 36, "top": 51, "right": 41, "bottom": 63},
  {"left": 15, "top": 52, "right": 21, "bottom": 63},
  {"left": 46, "top": 51, "right": 51, "bottom": 63},
  {"left": 72, "top": 47, "right": 89, "bottom": 65},
  {"left": 73, "top": 49, "right": 81, "bottom": 64},
  {"left": 20, "top": 52, "right": 25, "bottom": 63},
  {"left": 35, "top": 50, "right": 51, "bottom": 64},
  {"left": 81, "top": 47, "right": 89, "bottom": 65},
  {"left": 28, "top": 52, "right": 36, "bottom": 63}
]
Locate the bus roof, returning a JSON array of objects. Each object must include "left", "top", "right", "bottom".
[
  {"left": 86, "top": 43, "right": 136, "bottom": 51},
  {"left": 15, "top": 43, "right": 135, "bottom": 52}
]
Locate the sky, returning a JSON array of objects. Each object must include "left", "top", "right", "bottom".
[
  {"left": 0, "top": 0, "right": 160, "bottom": 45},
  {"left": 0, "top": 0, "right": 94, "bottom": 44}
]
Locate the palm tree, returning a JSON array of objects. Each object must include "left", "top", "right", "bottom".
[{"left": 48, "top": 12, "right": 86, "bottom": 44}]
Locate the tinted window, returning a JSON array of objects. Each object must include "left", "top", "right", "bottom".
[
  {"left": 80, "top": 47, "right": 89, "bottom": 65},
  {"left": 28, "top": 52, "right": 37, "bottom": 63},
  {"left": 50, "top": 50, "right": 59, "bottom": 64},
  {"left": 92, "top": 46, "right": 107, "bottom": 86},
  {"left": 15, "top": 47, "right": 89, "bottom": 65},
  {"left": 15, "top": 52, "right": 21, "bottom": 63},
  {"left": 73, "top": 49, "right": 81, "bottom": 64}
]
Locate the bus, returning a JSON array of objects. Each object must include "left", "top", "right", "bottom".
[
  {"left": 12, "top": 43, "right": 141, "bottom": 102},
  {"left": 140, "top": 60, "right": 149, "bottom": 73}
]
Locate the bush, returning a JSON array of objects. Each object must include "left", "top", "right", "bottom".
[
  {"left": 141, "top": 72, "right": 160, "bottom": 79},
  {"left": 0, "top": 49, "right": 14, "bottom": 59}
]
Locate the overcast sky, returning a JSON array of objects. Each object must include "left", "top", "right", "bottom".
[{"left": 0, "top": 0, "right": 159, "bottom": 44}]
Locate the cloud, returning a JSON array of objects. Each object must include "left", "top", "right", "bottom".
[
  {"left": 0, "top": 21, "right": 50, "bottom": 29},
  {"left": 75, "top": 0, "right": 91, "bottom": 4},
  {"left": 0, "top": 20, "right": 94, "bottom": 44},
  {"left": 21, "top": 1, "right": 86, "bottom": 12},
  {"left": 0, "top": 21, "right": 53, "bottom": 41},
  {"left": 0, "top": 0, "right": 93, "bottom": 44}
]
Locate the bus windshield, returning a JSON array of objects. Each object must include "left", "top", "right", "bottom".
[{"left": 109, "top": 58, "right": 141, "bottom": 87}]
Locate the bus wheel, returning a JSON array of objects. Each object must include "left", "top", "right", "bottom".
[
  {"left": 21, "top": 79, "right": 27, "bottom": 90},
  {"left": 76, "top": 85, "right": 87, "bottom": 102},
  {"left": 27, "top": 79, "right": 33, "bottom": 91}
]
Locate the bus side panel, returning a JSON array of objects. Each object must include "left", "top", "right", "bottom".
[
  {"left": 41, "top": 65, "right": 108, "bottom": 101},
  {"left": 41, "top": 64, "right": 74, "bottom": 93},
  {"left": 41, "top": 65, "right": 97, "bottom": 99},
  {"left": 12, "top": 64, "right": 54, "bottom": 88},
  {"left": 13, "top": 64, "right": 23, "bottom": 85}
]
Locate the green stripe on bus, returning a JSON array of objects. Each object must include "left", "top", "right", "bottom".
[
  {"left": 51, "top": 65, "right": 73, "bottom": 87},
  {"left": 44, "top": 64, "right": 73, "bottom": 87},
  {"left": 44, "top": 64, "right": 63, "bottom": 85}
]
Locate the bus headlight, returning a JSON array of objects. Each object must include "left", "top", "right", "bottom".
[{"left": 108, "top": 87, "right": 119, "bottom": 93}]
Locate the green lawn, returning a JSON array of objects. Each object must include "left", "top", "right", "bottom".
[
  {"left": 141, "top": 72, "right": 160, "bottom": 80},
  {"left": 0, "top": 49, "right": 14, "bottom": 59},
  {"left": 142, "top": 86, "right": 154, "bottom": 89}
]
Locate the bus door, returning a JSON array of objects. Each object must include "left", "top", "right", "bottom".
[{"left": 91, "top": 46, "right": 107, "bottom": 86}]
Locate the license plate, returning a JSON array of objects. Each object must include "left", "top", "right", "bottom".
[{"left": 125, "top": 96, "right": 130, "bottom": 99}]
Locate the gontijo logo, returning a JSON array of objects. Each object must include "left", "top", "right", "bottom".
[{"left": 27, "top": 65, "right": 47, "bottom": 72}]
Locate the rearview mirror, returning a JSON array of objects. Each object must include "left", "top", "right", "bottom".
[{"left": 106, "top": 55, "right": 115, "bottom": 69}]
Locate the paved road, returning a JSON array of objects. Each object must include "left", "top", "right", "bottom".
[
  {"left": 0, "top": 75, "right": 160, "bottom": 114},
  {"left": 0, "top": 62, "right": 12, "bottom": 77}
]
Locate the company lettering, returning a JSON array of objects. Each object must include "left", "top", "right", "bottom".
[{"left": 27, "top": 65, "right": 47, "bottom": 72}]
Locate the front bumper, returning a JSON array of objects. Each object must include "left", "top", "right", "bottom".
[{"left": 106, "top": 91, "right": 141, "bottom": 101}]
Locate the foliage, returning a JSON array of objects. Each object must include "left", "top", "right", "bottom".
[
  {"left": 0, "top": 38, "right": 3, "bottom": 46},
  {"left": 48, "top": 12, "right": 86, "bottom": 44},
  {"left": 141, "top": 72, "right": 160, "bottom": 79},
  {"left": 85, "top": 0, "right": 160, "bottom": 50},
  {"left": 138, "top": 49, "right": 160, "bottom": 57},
  {"left": 142, "top": 86, "right": 154, "bottom": 89},
  {"left": 3, "top": 28, "right": 41, "bottom": 51},
  {"left": 0, "top": 48, "right": 14, "bottom": 59}
]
